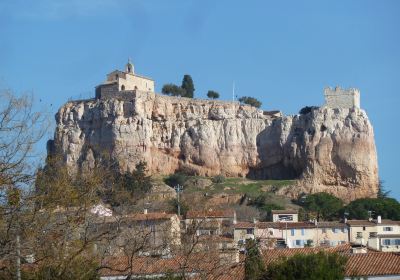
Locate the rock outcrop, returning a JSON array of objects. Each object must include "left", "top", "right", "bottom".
[{"left": 48, "top": 91, "right": 379, "bottom": 201}]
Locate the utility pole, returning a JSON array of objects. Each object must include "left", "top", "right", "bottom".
[
  {"left": 174, "top": 184, "right": 183, "bottom": 216},
  {"left": 16, "top": 234, "right": 21, "bottom": 280}
]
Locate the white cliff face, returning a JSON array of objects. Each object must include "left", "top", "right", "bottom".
[{"left": 49, "top": 92, "right": 378, "bottom": 200}]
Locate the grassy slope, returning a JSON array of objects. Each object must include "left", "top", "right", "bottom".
[{"left": 154, "top": 175, "right": 299, "bottom": 210}]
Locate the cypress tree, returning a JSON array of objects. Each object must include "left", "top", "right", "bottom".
[{"left": 181, "top": 75, "right": 195, "bottom": 98}]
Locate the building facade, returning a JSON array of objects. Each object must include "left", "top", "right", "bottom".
[
  {"left": 347, "top": 217, "right": 400, "bottom": 252},
  {"left": 95, "top": 59, "right": 155, "bottom": 99}
]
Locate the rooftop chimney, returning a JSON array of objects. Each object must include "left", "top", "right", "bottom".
[{"left": 377, "top": 215, "right": 381, "bottom": 224}]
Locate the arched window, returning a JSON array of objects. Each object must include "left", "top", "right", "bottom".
[
  {"left": 121, "top": 85, "right": 125, "bottom": 91},
  {"left": 115, "top": 74, "right": 119, "bottom": 80}
]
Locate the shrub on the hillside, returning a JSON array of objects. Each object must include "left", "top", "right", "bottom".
[
  {"left": 212, "top": 175, "right": 225, "bottom": 184},
  {"left": 238, "top": 96, "right": 262, "bottom": 108},
  {"left": 299, "top": 106, "right": 319, "bottom": 115},
  {"left": 164, "top": 173, "right": 188, "bottom": 187}
]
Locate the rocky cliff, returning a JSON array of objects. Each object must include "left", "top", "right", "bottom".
[{"left": 48, "top": 91, "right": 379, "bottom": 201}]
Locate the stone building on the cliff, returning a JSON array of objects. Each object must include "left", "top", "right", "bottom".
[
  {"left": 95, "top": 59, "right": 155, "bottom": 99},
  {"left": 324, "top": 86, "right": 360, "bottom": 109}
]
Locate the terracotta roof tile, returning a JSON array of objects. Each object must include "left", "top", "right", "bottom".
[
  {"left": 345, "top": 253, "right": 400, "bottom": 277},
  {"left": 234, "top": 222, "right": 255, "bottom": 229},
  {"left": 271, "top": 210, "right": 298, "bottom": 214},
  {"left": 346, "top": 219, "right": 400, "bottom": 226}
]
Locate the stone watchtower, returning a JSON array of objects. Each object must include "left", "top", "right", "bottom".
[
  {"left": 95, "top": 59, "right": 155, "bottom": 99},
  {"left": 323, "top": 86, "right": 360, "bottom": 109}
]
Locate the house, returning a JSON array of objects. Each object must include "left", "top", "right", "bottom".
[
  {"left": 234, "top": 221, "right": 348, "bottom": 249},
  {"left": 90, "top": 211, "right": 181, "bottom": 256},
  {"left": 347, "top": 217, "right": 400, "bottom": 252},
  {"left": 185, "top": 209, "right": 236, "bottom": 236}
]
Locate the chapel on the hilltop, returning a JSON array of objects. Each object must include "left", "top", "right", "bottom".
[{"left": 95, "top": 59, "right": 155, "bottom": 99}]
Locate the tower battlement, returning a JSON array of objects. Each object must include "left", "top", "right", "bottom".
[{"left": 324, "top": 86, "right": 360, "bottom": 109}]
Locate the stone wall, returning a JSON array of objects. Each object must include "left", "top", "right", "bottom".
[
  {"left": 324, "top": 86, "right": 360, "bottom": 109},
  {"left": 95, "top": 83, "right": 119, "bottom": 99}
]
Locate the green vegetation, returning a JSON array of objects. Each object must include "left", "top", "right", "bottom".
[
  {"left": 201, "top": 177, "right": 294, "bottom": 197},
  {"left": 299, "top": 192, "right": 343, "bottom": 221},
  {"left": 211, "top": 175, "right": 225, "bottom": 184},
  {"left": 207, "top": 90, "right": 219, "bottom": 99},
  {"left": 164, "top": 173, "right": 188, "bottom": 187},
  {"left": 263, "top": 252, "right": 347, "bottom": 280},
  {"left": 244, "top": 239, "right": 265, "bottom": 280},
  {"left": 161, "top": 83, "right": 186, "bottom": 97},
  {"left": 21, "top": 257, "right": 100, "bottom": 280},
  {"left": 248, "top": 193, "right": 285, "bottom": 221},
  {"left": 161, "top": 74, "right": 195, "bottom": 98},
  {"left": 238, "top": 96, "right": 262, "bottom": 108},
  {"left": 181, "top": 75, "right": 195, "bottom": 98},
  {"left": 345, "top": 197, "right": 400, "bottom": 220},
  {"left": 168, "top": 198, "right": 189, "bottom": 216}
]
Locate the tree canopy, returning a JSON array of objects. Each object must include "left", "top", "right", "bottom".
[
  {"left": 181, "top": 75, "right": 195, "bottom": 98},
  {"left": 161, "top": 75, "right": 195, "bottom": 98},
  {"left": 263, "top": 252, "right": 347, "bottom": 280},
  {"left": 161, "top": 83, "right": 186, "bottom": 97},
  {"left": 345, "top": 197, "right": 400, "bottom": 220},
  {"left": 238, "top": 96, "right": 262, "bottom": 108},
  {"left": 244, "top": 239, "right": 265, "bottom": 280},
  {"left": 299, "top": 193, "right": 343, "bottom": 221},
  {"left": 207, "top": 90, "right": 219, "bottom": 99}
]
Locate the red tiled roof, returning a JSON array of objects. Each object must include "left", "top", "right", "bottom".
[
  {"left": 186, "top": 209, "right": 235, "bottom": 219},
  {"left": 262, "top": 243, "right": 353, "bottom": 264},
  {"left": 346, "top": 219, "right": 400, "bottom": 226},
  {"left": 100, "top": 252, "right": 233, "bottom": 277},
  {"left": 100, "top": 241, "right": 400, "bottom": 279},
  {"left": 126, "top": 212, "right": 176, "bottom": 221},
  {"left": 262, "top": 244, "right": 400, "bottom": 277},
  {"left": 271, "top": 210, "right": 298, "bottom": 214},
  {"left": 346, "top": 253, "right": 400, "bottom": 277},
  {"left": 234, "top": 222, "right": 255, "bottom": 229}
]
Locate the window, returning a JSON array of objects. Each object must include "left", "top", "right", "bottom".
[
  {"left": 295, "top": 240, "right": 302, "bottom": 246},
  {"left": 363, "top": 226, "right": 366, "bottom": 231},
  {"left": 291, "top": 229, "right": 295, "bottom": 236},
  {"left": 383, "top": 239, "right": 391, "bottom": 246},
  {"left": 301, "top": 229, "right": 305, "bottom": 236},
  {"left": 121, "top": 85, "right": 125, "bottom": 90},
  {"left": 115, "top": 74, "right": 119, "bottom": 79},
  {"left": 322, "top": 228, "right": 327, "bottom": 234},
  {"left": 383, "top": 227, "right": 393, "bottom": 231},
  {"left": 369, "top": 232, "right": 377, "bottom": 238},
  {"left": 246, "top": 228, "right": 254, "bottom": 235},
  {"left": 332, "top": 228, "right": 338, "bottom": 233},
  {"left": 395, "top": 239, "right": 400, "bottom": 245},
  {"left": 356, "top": 232, "right": 363, "bottom": 238},
  {"left": 342, "top": 228, "right": 347, "bottom": 233}
]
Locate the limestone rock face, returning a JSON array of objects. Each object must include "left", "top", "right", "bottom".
[{"left": 48, "top": 92, "right": 379, "bottom": 200}]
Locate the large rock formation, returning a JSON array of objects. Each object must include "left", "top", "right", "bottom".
[{"left": 48, "top": 91, "right": 379, "bottom": 201}]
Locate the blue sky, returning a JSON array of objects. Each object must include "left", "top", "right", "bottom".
[{"left": 0, "top": 0, "right": 399, "bottom": 199}]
